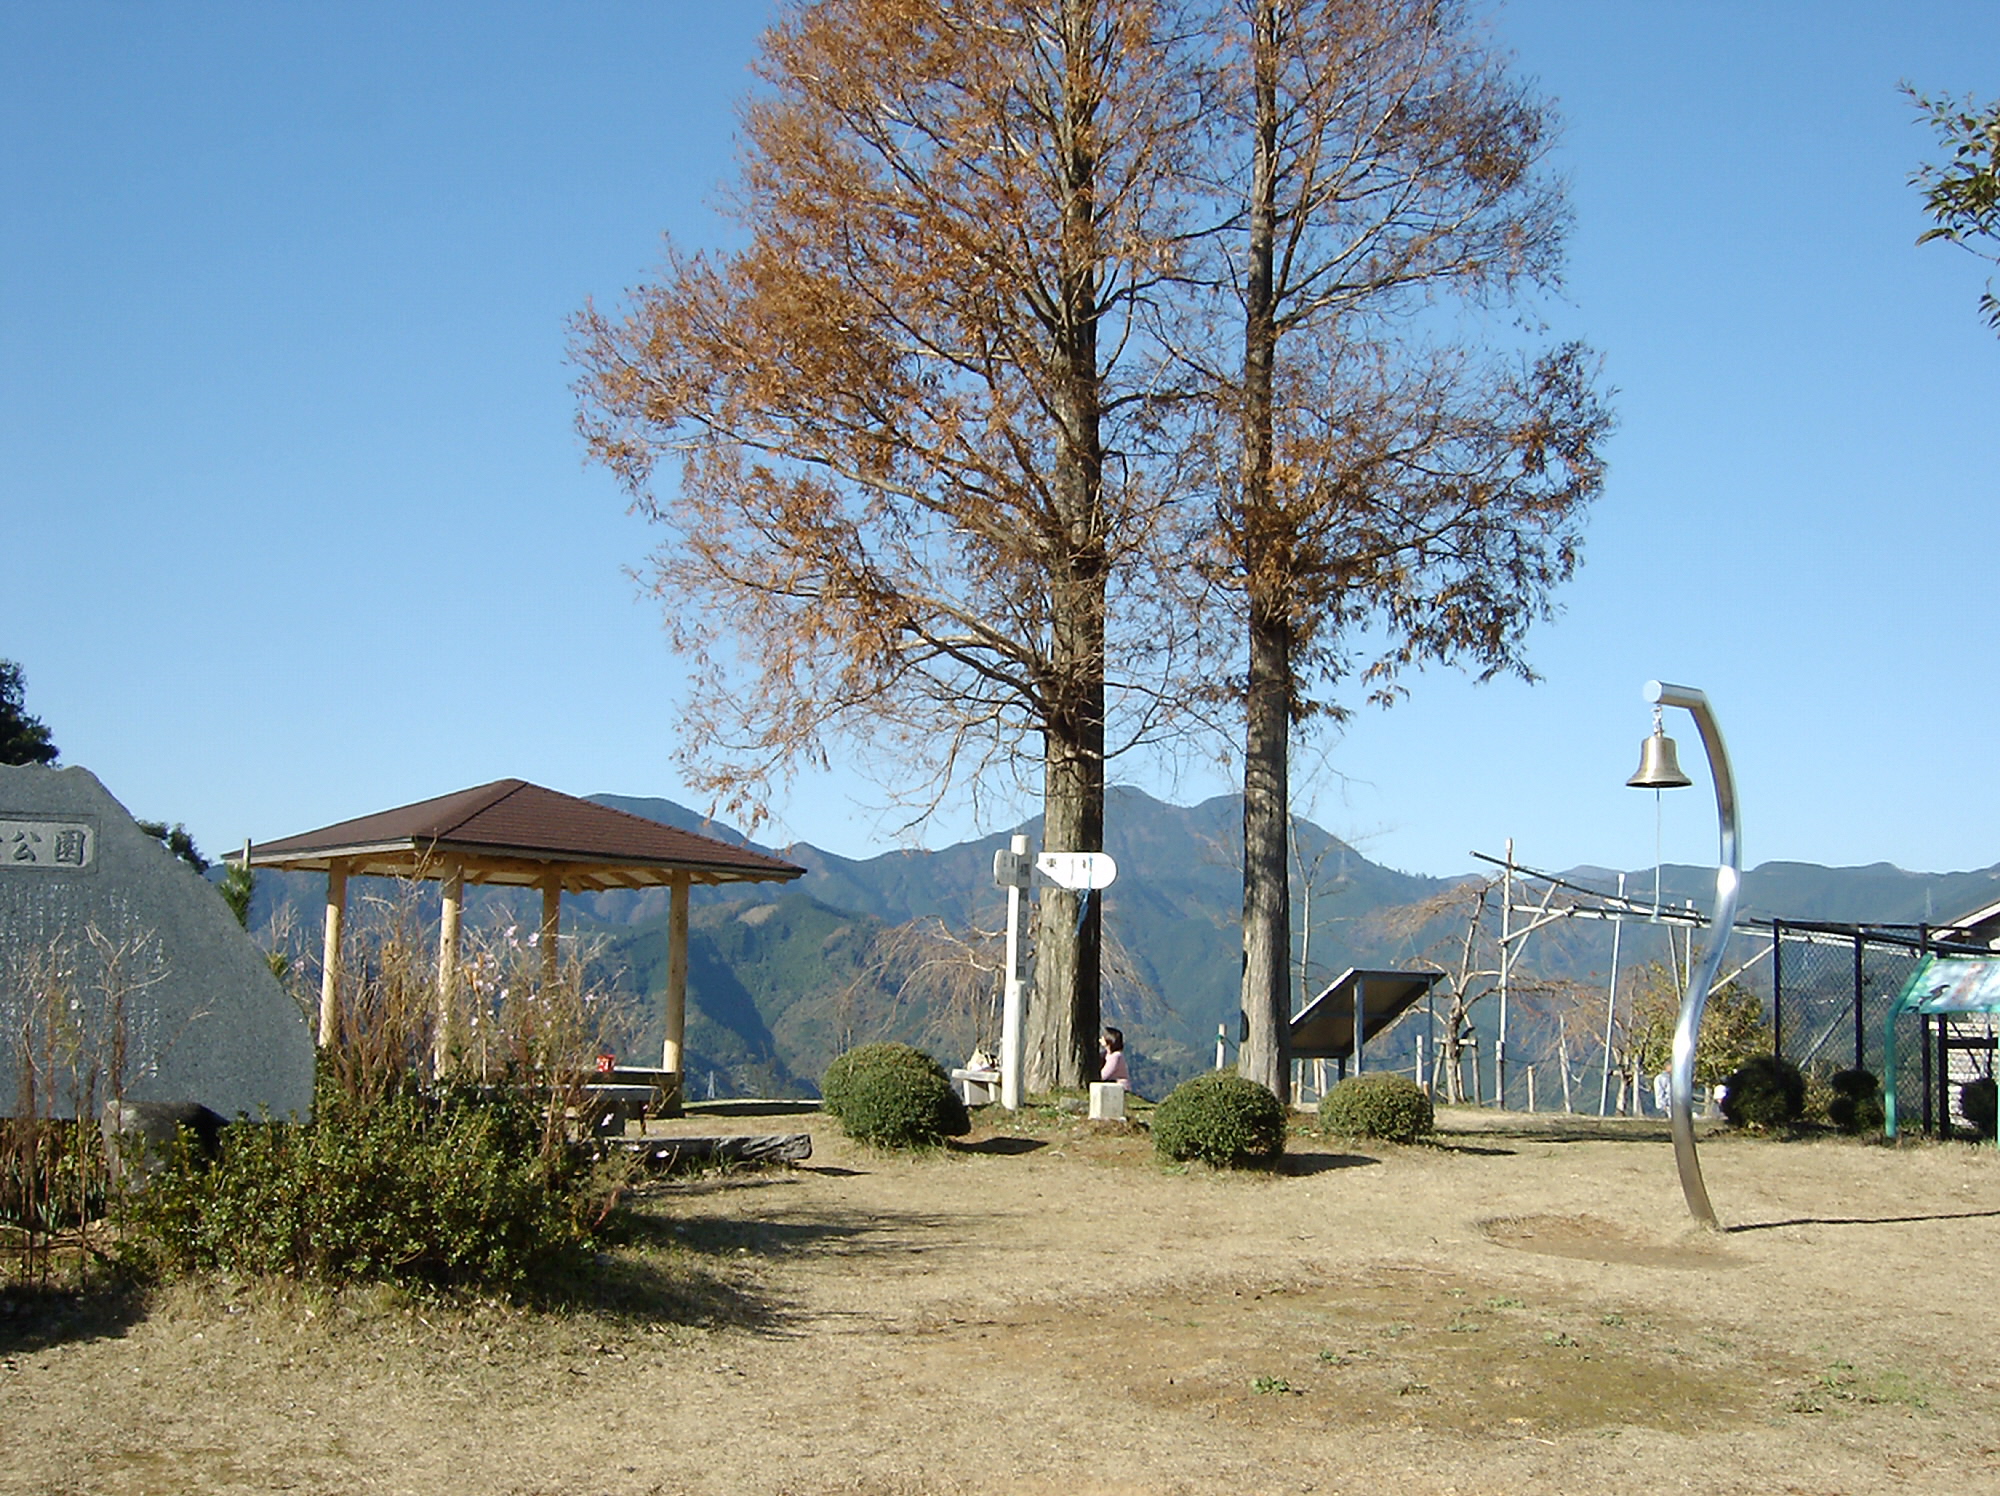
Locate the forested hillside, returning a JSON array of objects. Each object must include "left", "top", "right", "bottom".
[{"left": 242, "top": 789, "right": 2000, "bottom": 1101}]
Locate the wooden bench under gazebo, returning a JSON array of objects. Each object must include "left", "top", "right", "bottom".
[{"left": 241, "top": 779, "right": 804, "bottom": 1101}]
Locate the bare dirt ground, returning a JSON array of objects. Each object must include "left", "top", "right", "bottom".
[{"left": 5, "top": 1103, "right": 1998, "bottom": 1496}]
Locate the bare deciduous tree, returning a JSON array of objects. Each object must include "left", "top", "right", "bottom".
[{"left": 1372, "top": 877, "right": 1495, "bottom": 1104}]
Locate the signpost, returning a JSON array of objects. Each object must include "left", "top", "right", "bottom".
[
  {"left": 990, "top": 840, "right": 1119, "bottom": 1109},
  {"left": 993, "top": 835, "right": 1032, "bottom": 1109}
]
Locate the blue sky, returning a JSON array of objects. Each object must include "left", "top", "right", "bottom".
[{"left": 2, "top": 2, "right": 1994, "bottom": 884}]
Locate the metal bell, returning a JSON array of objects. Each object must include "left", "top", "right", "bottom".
[{"left": 1627, "top": 725, "right": 1693, "bottom": 789}]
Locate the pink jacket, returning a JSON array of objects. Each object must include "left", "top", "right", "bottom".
[{"left": 1100, "top": 1049, "right": 1130, "bottom": 1088}]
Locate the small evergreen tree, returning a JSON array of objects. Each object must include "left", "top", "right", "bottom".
[{"left": 0, "top": 659, "right": 58, "bottom": 766}]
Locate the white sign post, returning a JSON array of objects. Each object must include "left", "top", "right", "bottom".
[
  {"left": 992, "top": 834, "right": 1033, "bottom": 1109},
  {"left": 990, "top": 843, "right": 1119, "bottom": 1110}
]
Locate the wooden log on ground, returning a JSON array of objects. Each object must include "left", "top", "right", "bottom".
[{"left": 618, "top": 1134, "right": 813, "bottom": 1171}]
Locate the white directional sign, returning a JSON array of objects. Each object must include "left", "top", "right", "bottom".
[
  {"left": 992, "top": 847, "right": 1033, "bottom": 889},
  {"left": 1034, "top": 851, "right": 1118, "bottom": 891}
]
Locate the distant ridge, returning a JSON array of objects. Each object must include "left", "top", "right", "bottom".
[{"left": 241, "top": 788, "right": 2000, "bottom": 1100}]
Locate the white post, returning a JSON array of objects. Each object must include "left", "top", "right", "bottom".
[
  {"left": 1216, "top": 1022, "right": 1227, "bottom": 1071},
  {"left": 1353, "top": 975, "right": 1366, "bottom": 1074},
  {"left": 1559, "top": 1020, "right": 1575, "bottom": 1113},
  {"left": 999, "top": 834, "right": 1030, "bottom": 1110},
  {"left": 1496, "top": 838, "right": 1513, "bottom": 1106},
  {"left": 1599, "top": 873, "right": 1626, "bottom": 1115}
]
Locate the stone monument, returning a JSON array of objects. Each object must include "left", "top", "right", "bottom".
[{"left": 0, "top": 763, "right": 313, "bottom": 1121}]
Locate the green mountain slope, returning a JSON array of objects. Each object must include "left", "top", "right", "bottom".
[{"left": 238, "top": 788, "right": 2000, "bottom": 1101}]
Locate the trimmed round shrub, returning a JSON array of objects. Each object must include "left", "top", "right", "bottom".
[
  {"left": 1152, "top": 1072, "right": 1285, "bottom": 1168},
  {"left": 1719, "top": 1055, "right": 1806, "bottom": 1130},
  {"left": 1959, "top": 1076, "right": 1998, "bottom": 1139},
  {"left": 1319, "top": 1073, "right": 1434, "bottom": 1143},
  {"left": 820, "top": 1043, "right": 969, "bottom": 1149},
  {"left": 1827, "top": 1067, "right": 1885, "bottom": 1134}
]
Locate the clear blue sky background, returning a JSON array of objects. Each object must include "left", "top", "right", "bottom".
[{"left": 3, "top": 2, "right": 1993, "bottom": 883}]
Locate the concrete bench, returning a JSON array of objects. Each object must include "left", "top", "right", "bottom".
[
  {"left": 583, "top": 1083, "right": 661, "bottom": 1135},
  {"left": 950, "top": 1067, "right": 1001, "bottom": 1105}
]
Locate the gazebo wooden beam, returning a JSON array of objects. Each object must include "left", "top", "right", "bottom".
[
  {"left": 434, "top": 859, "right": 465, "bottom": 1077},
  {"left": 319, "top": 858, "right": 349, "bottom": 1049},
  {"left": 663, "top": 873, "right": 691, "bottom": 1076},
  {"left": 539, "top": 871, "right": 562, "bottom": 998}
]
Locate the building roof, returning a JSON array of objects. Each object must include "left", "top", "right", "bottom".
[
  {"left": 246, "top": 779, "right": 805, "bottom": 892},
  {"left": 1932, "top": 894, "right": 2000, "bottom": 950}
]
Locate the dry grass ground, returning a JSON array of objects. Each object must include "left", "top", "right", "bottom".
[{"left": 3, "top": 1103, "right": 1997, "bottom": 1495}]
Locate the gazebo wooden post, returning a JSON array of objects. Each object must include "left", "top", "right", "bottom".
[
  {"left": 661, "top": 873, "right": 691, "bottom": 1078},
  {"left": 538, "top": 872, "right": 562, "bottom": 997},
  {"left": 319, "top": 858, "right": 350, "bottom": 1049},
  {"left": 434, "top": 859, "right": 465, "bottom": 1077}
]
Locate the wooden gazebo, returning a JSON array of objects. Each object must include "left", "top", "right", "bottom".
[{"left": 242, "top": 779, "right": 804, "bottom": 1077}]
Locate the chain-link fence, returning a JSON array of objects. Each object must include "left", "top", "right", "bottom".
[{"left": 1771, "top": 920, "right": 1995, "bottom": 1135}]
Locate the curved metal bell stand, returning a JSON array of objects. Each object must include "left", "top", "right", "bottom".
[{"left": 1641, "top": 680, "right": 1739, "bottom": 1230}]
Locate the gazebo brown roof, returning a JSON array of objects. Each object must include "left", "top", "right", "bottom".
[
  {"left": 243, "top": 779, "right": 802, "bottom": 1083},
  {"left": 247, "top": 777, "right": 804, "bottom": 891}
]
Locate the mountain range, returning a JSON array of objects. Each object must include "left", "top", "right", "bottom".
[{"left": 245, "top": 788, "right": 2000, "bottom": 1101}]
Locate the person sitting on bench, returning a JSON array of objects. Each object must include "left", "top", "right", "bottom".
[{"left": 1099, "top": 1026, "right": 1130, "bottom": 1089}]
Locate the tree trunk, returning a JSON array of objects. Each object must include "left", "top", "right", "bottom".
[
  {"left": 1240, "top": 602, "right": 1291, "bottom": 1101},
  {"left": 1025, "top": 0, "right": 1107, "bottom": 1095},
  {"left": 1236, "top": 0, "right": 1291, "bottom": 1105},
  {"left": 1028, "top": 721, "right": 1103, "bottom": 1090}
]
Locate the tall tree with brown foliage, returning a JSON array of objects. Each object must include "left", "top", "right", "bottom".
[
  {"left": 572, "top": 0, "right": 1205, "bottom": 1089},
  {"left": 1185, "top": 0, "right": 1611, "bottom": 1101}
]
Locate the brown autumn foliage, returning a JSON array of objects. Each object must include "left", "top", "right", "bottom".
[
  {"left": 574, "top": 1, "right": 1609, "bottom": 1102},
  {"left": 572, "top": 0, "right": 1213, "bottom": 1091},
  {"left": 1186, "top": 1, "right": 1612, "bottom": 1101}
]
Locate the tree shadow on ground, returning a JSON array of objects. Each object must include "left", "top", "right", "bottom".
[
  {"left": 564, "top": 1187, "right": 976, "bottom": 1337},
  {"left": 1428, "top": 1142, "right": 1519, "bottom": 1157},
  {"left": 0, "top": 1283, "right": 146, "bottom": 1355},
  {"left": 610, "top": 1179, "right": 971, "bottom": 1281},
  {"left": 1726, "top": 1206, "right": 2000, "bottom": 1235},
  {"left": 681, "top": 1099, "right": 821, "bottom": 1121},
  {"left": 1279, "top": 1152, "right": 1381, "bottom": 1176},
  {"left": 951, "top": 1136, "right": 1048, "bottom": 1157},
  {"left": 554, "top": 1249, "right": 791, "bottom": 1333},
  {"left": 1436, "top": 1120, "right": 1686, "bottom": 1143}
]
